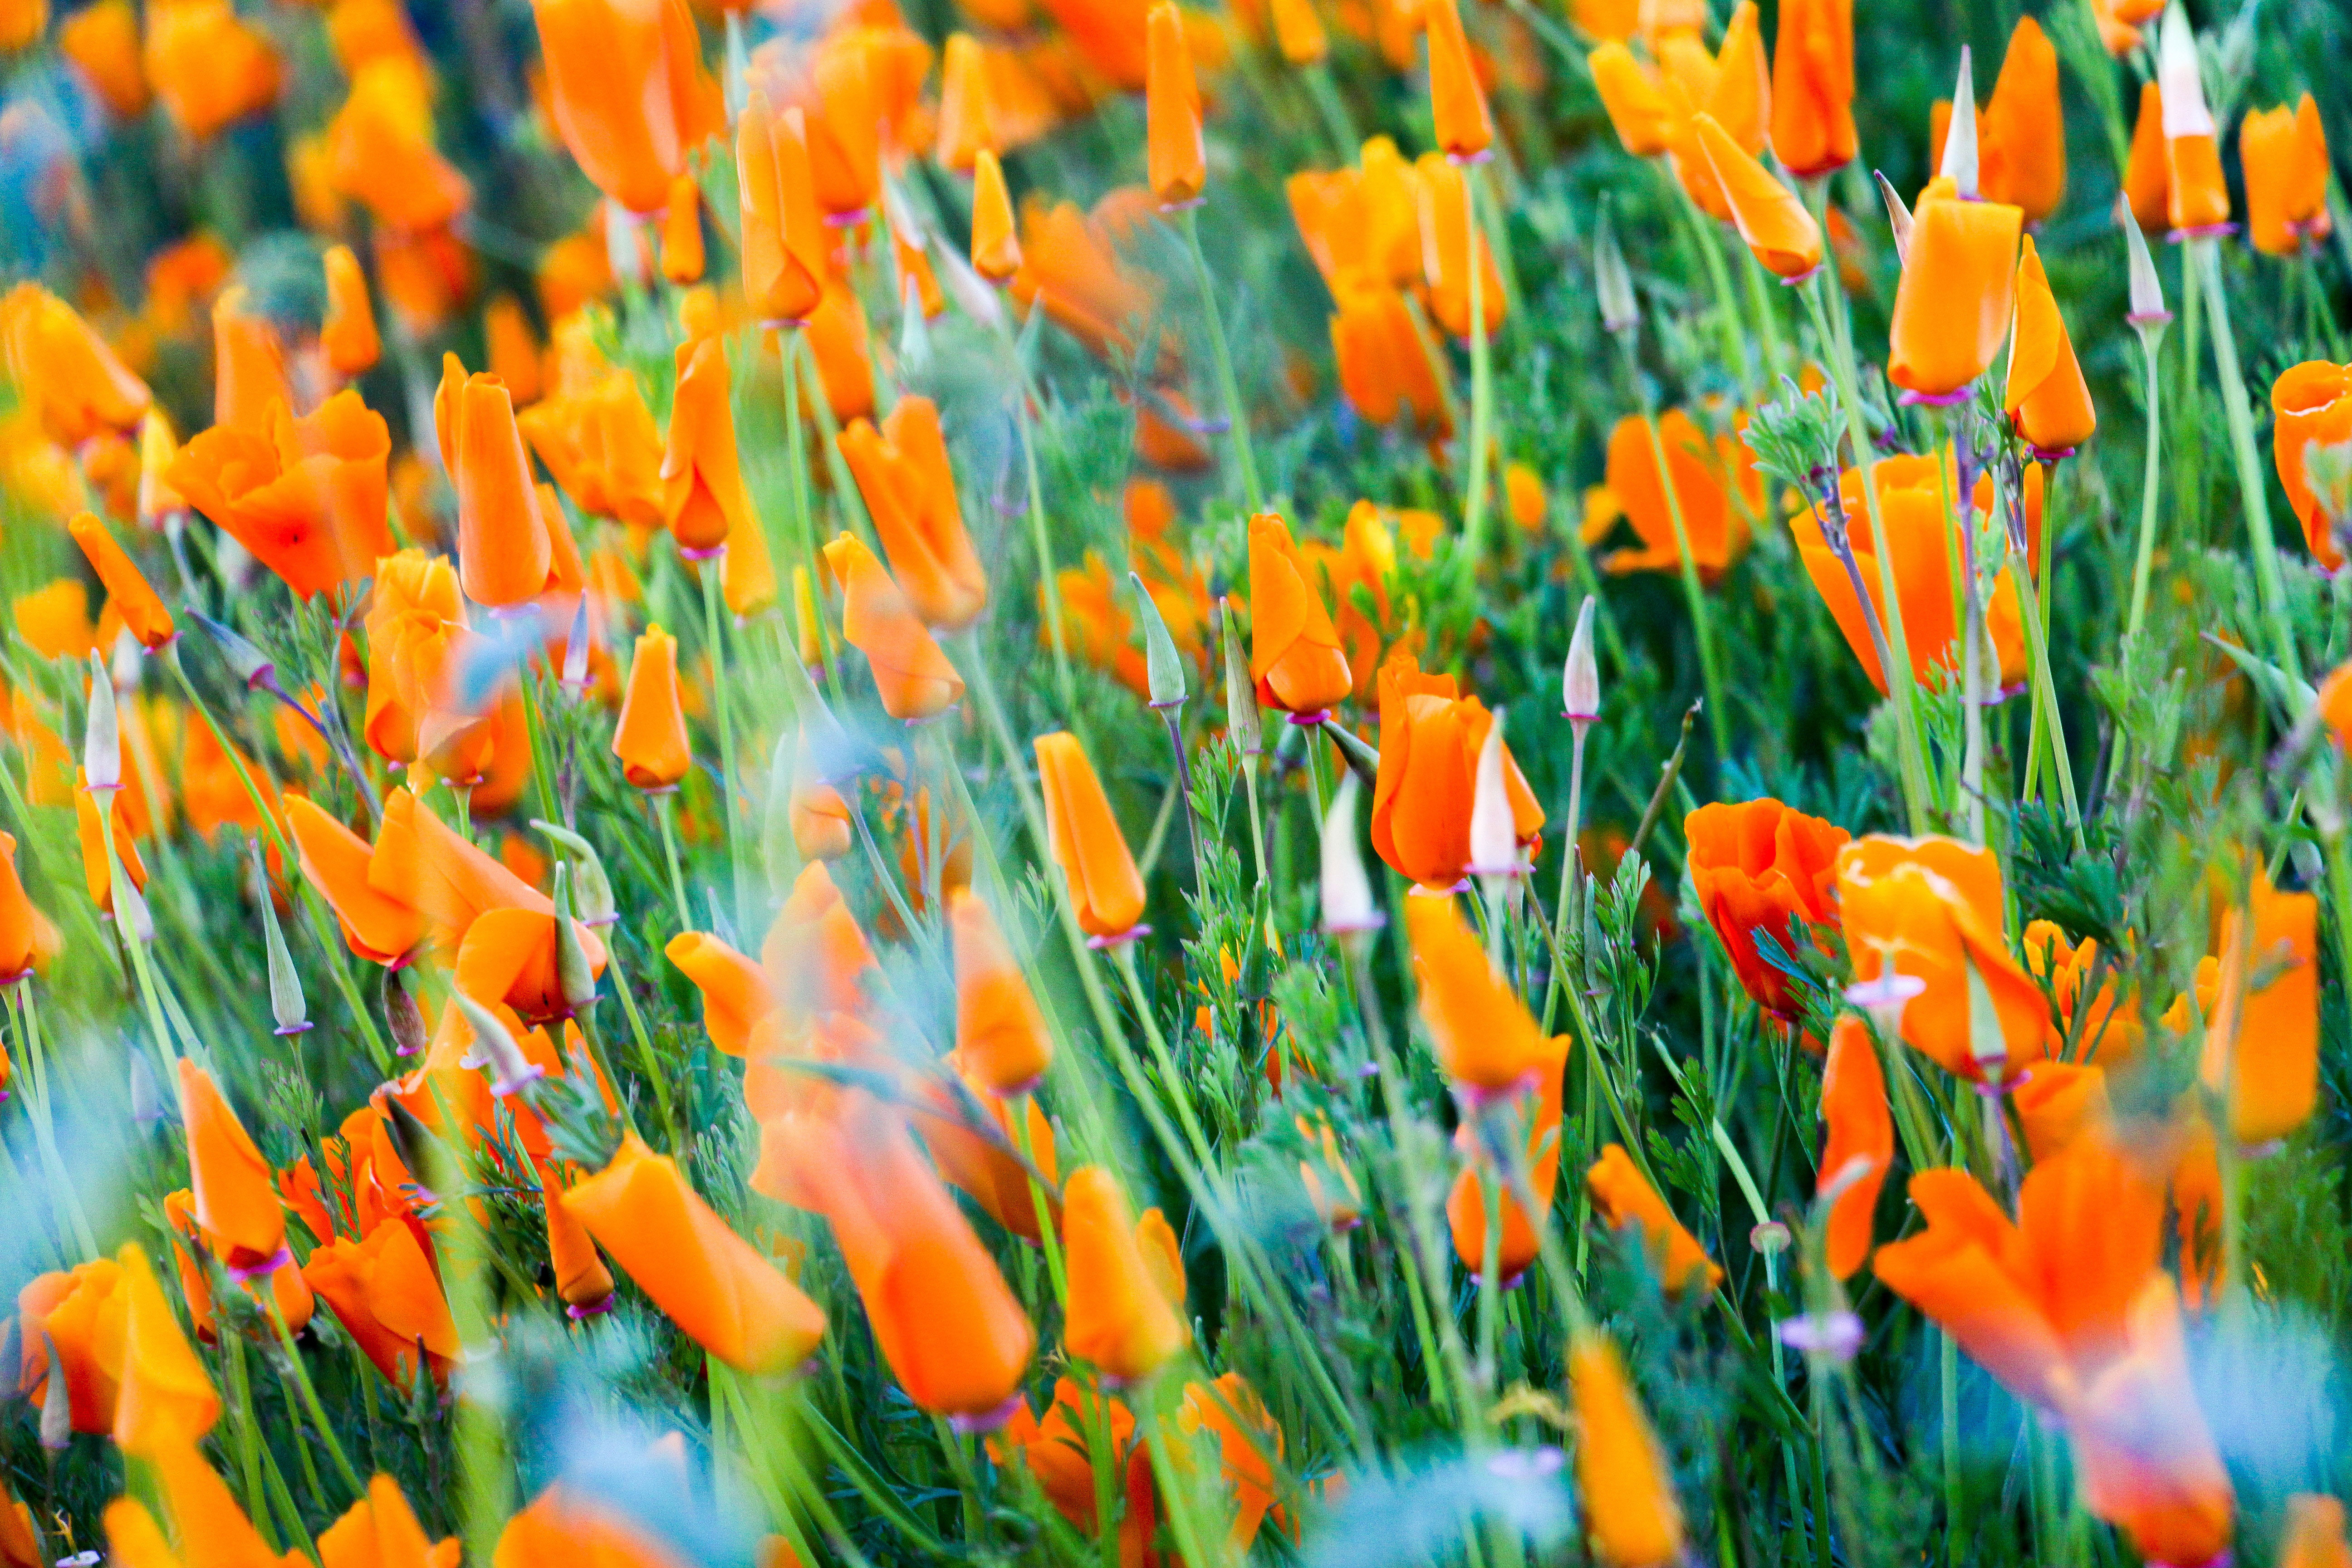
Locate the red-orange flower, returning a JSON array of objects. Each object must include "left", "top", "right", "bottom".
[{"left": 1682, "top": 798, "right": 1847, "bottom": 1021}]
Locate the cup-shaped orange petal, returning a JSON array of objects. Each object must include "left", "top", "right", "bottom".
[
  {"left": 1063, "top": 1165, "right": 1189, "bottom": 1383},
  {"left": 824, "top": 532, "right": 966, "bottom": 720},
  {"left": 1372, "top": 656, "right": 1544, "bottom": 891},
  {"left": 178, "top": 1061, "right": 288, "bottom": 1270},
  {"left": 1424, "top": 0, "right": 1492, "bottom": 160},
  {"left": 1818, "top": 1017, "right": 1892, "bottom": 1279},
  {"left": 304, "top": 1220, "right": 459, "bottom": 1387},
  {"left": 1979, "top": 18, "right": 2064, "bottom": 222},
  {"left": 612, "top": 624, "right": 692, "bottom": 789},
  {"left": 1769, "top": 0, "right": 1855, "bottom": 177},
  {"left": 737, "top": 92, "right": 830, "bottom": 325},
  {"left": 1404, "top": 892, "right": 1547, "bottom": 1093},
  {"left": 2273, "top": 361, "right": 2352, "bottom": 570},
  {"left": 2004, "top": 235, "right": 2096, "bottom": 456},
  {"left": 68, "top": 511, "right": 174, "bottom": 650},
  {"left": 1589, "top": 44, "right": 1675, "bottom": 157},
  {"left": 2240, "top": 95, "right": 2331, "bottom": 259},
  {"left": 666, "top": 931, "right": 776, "bottom": 1057},
  {"left": 951, "top": 889, "right": 1054, "bottom": 1094},
  {"left": 1145, "top": 1, "right": 1205, "bottom": 209},
  {"left": 1683, "top": 797, "right": 1847, "bottom": 1021},
  {"left": 2201, "top": 866, "right": 2318, "bottom": 1146},
  {"left": 1692, "top": 112, "right": 1823, "bottom": 279},
  {"left": 2123, "top": 83, "right": 2169, "bottom": 232},
  {"left": 444, "top": 370, "right": 554, "bottom": 609},
  {"left": 1248, "top": 513, "right": 1352, "bottom": 715},
  {"left": 1571, "top": 1332, "right": 1685, "bottom": 1568},
  {"left": 0, "top": 282, "right": 151, "bottom": 446},
  {"left": 971, "top": 149, "right": 1023, "bottom": 284},
  {"left": 662, "top": 335, "right": 753, "bottom": 553},
  {"left": 529, "top": 0, "right": 695, "bottom": 214},
  {"left": 1887, "top": 193, "right": 2023, "bottom": 397},
  {"left": 839, "top": 396, "right": 988, "bottom": 632},
  {"left": 1587, "top": 1144, "right": 1721, "bottom": 1296},
  {"left": 320, "top": 244, "right": 382, "bottom": 377},
  {"left": 1034, "top": 730, "right": 1146, "bottom": 940}
]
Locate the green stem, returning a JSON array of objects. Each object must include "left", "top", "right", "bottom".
[
  {"left": 1181, "top": 206, "right": 1265, "bottom": 511},
  {"left": 654, "top": 790, "right": 694, "bottom": 936},
  {"left": 700, "top": 558, "right": 749, "bottom": 924},
  {"left": 2005, "top": 554, "right": 2085, "bottom": 852},
  {"left": 2125, "top": 321, "right": 2169, "bottom": 640},
  {"left": 1463, "top": 167, "right": 1494, "bottom": 563},
  {"left": 2193, "top": 235, "right": 2301, "bottom": 679},
  {"left": 1634, "top": 400, "right": 1732, "bottom": 762}
]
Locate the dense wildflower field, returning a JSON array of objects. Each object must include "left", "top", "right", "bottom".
[{"left": 0, "top": 0, "right": 2350, "bottom": 1558}]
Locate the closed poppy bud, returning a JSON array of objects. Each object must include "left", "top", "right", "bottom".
[
  {"left": 320, "top": 245, "right": 382, "bottom": 378},
  {"left": 1405, "top": 892, "right": 1545, "bottom": 1093},
  {"left": 823, "top": 532, "right": 966, "bottom": 720},
  {"left": 76, "top": 774, "right": 146, "bottom": 915},
  {"left": 539, "top": 1161, "right": 615, "bottom": 1316},
  {"left": 2244, "top": 95, "right": 2333, "bottom": 258},
  {"left": 1683, "top": 798, "right": 1848, "bottom": 1022},
  {"left": 2281, "top": 1496, "right": 2352, "bottom": 1568},
  {"left": 565, "top": 1132, "right": 828, "bottom": 1373},
  {"left": 1587, "top": 1144, "right": 1722, "bottom": 1295},
  {"left": 1271, "top": 0, "right": 1326, "bottom": 65},
  {"left": 839, "top": 397, "right": 988, "bottom": 631},
  {"left": 1063, "top": 1165, "right": 1188, "bottom": 1383},
  {"left": 1372, "top": 655, "right": 1543, "bottom": 891},
  {"left": 1424, "top": 0, "right": 1492, "bottom": 161},
  {"left": 1818, "top": 1016, "right": 1891, "bottom": 1278},
  {"left": 2122, "top": 83, "right": 2169, "bottom": 232},
  {"left": 212, "top": 288, "right": 293, "bottom": 434},
  {"left": 0, "top": 833, "right": 59, "bottom": 985},
  {"left": 661, "top": 172, "right": 706, "bottom": 284},
  {"left": 1446, "top": 1031, "right": 1570, "bottom": 1280},
  {"left": 2158, "top": 8, "right": 2226, "bottom": 232},
  {"left": 1692, "top": 112, "right": 1825, "bottom": 279},
  {"left": 530, "top": 0, "right": 702, "bottom": 215},
  {"left": 936, "top": 34, "right": 992, "bottom": 174},
  {"left": 1146, "top": 1, "right": 1205, "bottom": 210},
  {"left": 0, "top": 282, "right": 151, "bottom": 447},
  {"left": 1035, "top": 730, "right": 1146, "bottom": 939},
  {"left": 1571, "top": 1332, "right": 1684, "bottom": 1568},
  {"left": 2005, "top": 235, "right": 2096, "bottom": 457},
  {"left": 662, "top": 335, "right": 753, "bottom": 554},
  {"left": 1588, "top": 44, "right": 1675, "bottom": 157},
  {"left": 2201, "top": 865, "right": 2318, "bottom": 1147},
  {"left": 68, "top": 511, "right": 174, "bottom": 650},
  {"left": 2274, "top": 362, "right": 2352, "bottom": 571},
  {"left": 666, "top": 931, "right": 775, "bottom": 1056},
  {"left": 1887, "top": 191, "right": 2024, "bottom": 397},
  {"left": 724, "top": 510, "right": 778, "bottom": 618},
  {"left": 1979, "top": 18, "right": 2063, "bottom": 222},
  {"left": 1770, "top": 0, "right": 1855, "bottom": 177},
  {"left": 804, "top": 284, "right": 876, "bottom": 426},
  {"left": 304, "top": 1220, "right": 460, "bottom": 1386},
  {"left": 441, "top": 366, "right": 554, "bottom": 609},
  {"left": 1247, "top": 513, "right": 1351, "bottom": 716},
  {"left": 613, "top": 625, "right": 691, "bottom": 789},
  {"left": 952, "top": 889, "right": 1054, "bottom": 1094},
  {"left": 738, "top": 92, "right": 830, "bottom": 325},
  {"left": 179, "top": 1061, "right": 290, "bottom": 1274},
  {"left": 971, "top": 149, "right": 1023, "bottom": 284}
]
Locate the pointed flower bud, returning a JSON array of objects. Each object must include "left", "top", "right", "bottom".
[
  {"left": 2123, "top": 203, "right": 2170, "bottom": 325},
  {"left": 255, "top": 839, "right": 310, "bottom": 1037},
  {"left": 1132, "top": 572, "right": 1188, "bottom": 709},
  {"left": 1467, "top": 706, "right": 1520, "bottom": 878},
  {"left": 1874, "top": 170, "right": 1915, "bottom": 262},
  {"left": 190, "top": 611, "right": 275, "bottom": 691},
  {"left": 534, "top": 821, "right": 618, "bottom": 926},
  {"left": 552, "top": 865, "right": 599, "bottom": 1015},
  {"left": 1220, "top": 598, "right": 1264, "bottom": 760},
  {"left": 39, "top": 1336, "right": 72, "bottom": 1450},
  {"left": 1564, "top": 597, "right": 1600, "bottom": 723},
  {"left": 384, "top": 968, "right": 427, "bottom": 1058},
  {"left": 1319, "top": 772, "right": 1383, "bottom": 935},
  {"left": 1939, "top": 49, "right": 1979, "bottom": 197},
  {"left": 1594, "top": 204, "right": 1638, "bottom": 339},
  {"left": 83, "top": 652, "right": 121, "bottom": 793},
  {"left": 454, "top": 989, "right": 545, "bottom": 1098},
  {"left": 2156, "top": 6, "right": 2213, "bottom": 138}
]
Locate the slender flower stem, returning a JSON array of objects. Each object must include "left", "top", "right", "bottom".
[
  {"left": 2125, "top": 320, "right": 2170, "bottom": 640},
  {"left": 91, "top": 794, "right": 182, "bottom": 1098},
  {"left": 1629, "top": 382, "right": 1732, "bottom": 763},
  {"left": 1159, "top": 706, "right": 1211, "bottom": 895},
  {"left": 1538, "top": 725, "right": 1587, "bottom": 1036},
  {"left": 1180, "top": 206, "right": 1265, "bottom": 512},
  {"left": 2193, "top": 235, "right": 2302, "bottom": 679},
  {"left": 1463, "top": 164, "right": 1494, "bottom": 563},
  {"left": 699, "top": 559, "right": 750, "bottom": 923},
  {"left": 6, "top": 986, "right": 98, "bottom": 1257},
  {"left": 1015, "top": 363, "right": 1079, "bottom": 711},
  {"left": 2004, "top": 554, "right": 2084, "bottom": 852},
  {"left": 264, "top": 1290, "right": 366, "bottom": 1500},
  {"left": 653, "top": 790, "right": 695, "bottom": 935}
]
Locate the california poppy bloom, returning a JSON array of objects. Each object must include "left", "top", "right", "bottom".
[
  {"left": 327, "top": 62, "right": 474, "bottom": 235},
  {"left": 839, "top": 397, "right": 988, "bottom": 632},
  {"left": 59, "top": 0, "right": 150, "bottom": 119},
  {"left": 168, "top": 391, "right": 395, "bottom": 601},
  {"left": 361, "top": 548, "right": 468, "bottom": 766},
  {"left": 2201, "top": 865, "right": 2318, "bottom": 1146},
  {"left": 2005, "top": 235, "right": 2096, "bottom": 456},
  {"left": 1424, "top": 0, "right": 1492, "bottom": 160},
  {"left": 0, "top": 832, "right": 60, "bottom": 984},
  {"left": 438, "top": 361, "right": 555, "bottom": 609},
  {"left": 666, "top": 931, "right": 775, "bottom": 1056},
  {"left": 539, "top": 1158, "right": 616, "bottom": 1318},
  {"left": 659, "top": 172, "right": 705, "bottom": 285},
  {"left": 68, "top": 512, "right": 173, "bottom": 650},
  {"left": 612, "top": 626, "right": 691, "bottom": 789},
  {"left": 19, "top": 1259, "right": 123, "bottom": 1435},
  {"left": 1035, "top": 730, "right": 1146, "bottom": 941},
  {"left": 1270, "top": 0, "right": 1327, "bottom": 65},
  {"left": 319, "top": 245, "right": 382, "bottom": 378},
  {"left": 761, "top": 861, "right": 880, "bottom": 1024},
  {"left": 1587, "top": 1144, "right": 1721, "bottom": 1296},
  {"left": 317, "top": 1474, "right": 461, "bottom": 1568},
  {"left": 1146, "top": 0, "right": 1205, "bottom": 209},
  {"left": 823, "top": 532, "right": 966, "bottom": 720},
  {"left": 564, "top": 1132, "right": 828, "bottom": 1373},
  {"left": 951, "top": 889, "right": 1054, "bottom": 1093},
  {"left": 1769, "top": 0, "right": 1854, "bottom": 177},
  {"left": 1446, "top": 1031, "right": 1571, "bottom": 1281},
  {"left": 1405, "top": 892, "right": 1548, "bottom": 1093},
  {"left": 2273, "top": 361, "right": 2352, "bottom": 571},
  {"left": 2023, "top": 921, "right": 2139, "bottom": 1066},
  {"left": 519, "top": 372, "right": 668, "bottom": 531},
  {"left": 1683, "top": 798, "right": 1847, "bottom": 1022},
  {"left": 109, "top": 1242, "right": 220, "bottom": 1459},
  {"left": 1248, "top": 513, "right": 1352, "bottom": 716},
  {"left": 662, "top": 335, "right": 754, "bottom": 554},
  {"left": 304, "top": 1220, "right": 459, "bottom": 1386},
  {"left": 991, "top": 1379, "right": 1156, "bottom": 1561},
  {"left": 1588, "top": 43, "right": 1676, "bottom": 158},
  {"left": 2280, "top": 1495, "right": 2351, "bottom": 1568},
  {"left": 1818, "top": 1016, "right": 1891, "bottom": 1279},
  {"left": 530, "top": 0, "right": 713, "bottom": 214},
  {"left": 1372, "top": 655, "right": 1543, "bottom": 891},
  {"left": 970, "top": 150, "right": 1023, "bottom": 284},
  {"left": 1836, "top": 835, "right": 2046, "bottom": 1083},
  {"left": 0, "top": 284, "right": 151, "bottom": 449},
  {"left": 1063, "top": 1164, "right": 1189, "bottom": 1383},
  {"left": 1979, "top": 18, "right": 2064, "bottom": 222},
  {"left": 737, "top": 92, "right": 829, "bottom": 325},
  {"left": 2244, "top": 96, "right": 2333, "bottom": 257},
  {"left": 2060, "top": 1279, "right": 2235, "bottom": 1568},
  {"left": 1887, "top": 190, "right": 2024, "bottom": 397},
  {"left": 2123, "top": 83, "right": 2169, "bottom": 232},
  {"left": 179, "top": 1061, "right": 294, "bottom": 1277},
  {"left": 143, "top": 0, "right": 280, "bottom": 140},
  {"left": 2159, "top": 12, "right": 2227, "bottom": 232},
  {"left": 936, "top": 33, "right": 992, "bottom": 174},
  {"left": 1571, "top": 1332, "right": 1684, "bottom": 1568},
  {"left": 1328, "top": 277, "right": 1450, "bottom": 432},
  {"left": 1417, "top": 154, "right": 1506, "bottom": 340},
  {"left": 1593, "top": 411, "right": 1758, "bottom": 578},
  {"left": 1692, "top": 112, "right": 1824, "bottom": 279}
]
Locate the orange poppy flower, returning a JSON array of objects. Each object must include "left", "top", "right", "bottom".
[
  {"left": 1595, "top": 410, "right": 1758, "bottom": 578},
  {"left": 2160, "top": 22, "right": 2227, "bottom": 233},
  {"left": 738, "top": 92, "right": 830, "bottom": 324},
  {"left": 0, "top": 832, "right": 60, "bottom": 984},
  {"left": 317, "top": 1474, "right": 461, "bottom": 1568},
  {"left": 1035, "top": 730, "right": 1146, "bottom": 941},
  {"left": 2202, "top": 865, "right": 2318, "bottom": 1146},
  {"left": 319, "top": 245, "right": 382, "bottom": 378},
  {"left": 530, "top": 0, "right": 712, "bottom": 215},
  {"left": 1372, "top": 654, "right": 1543, "bottom": 891},
  {"left": 951, "top": 889, "right": 1054, "bottom": 1093},
  {"left": 1683, "top": 797, "right": 1848, "bottom": 1021},
  {"left": 1270, "top": 0, "right": 1326, "bottom": 64},
  {"left": 2121, "top": 83, "right": 2169, "bottom": 231},
  {"left": 1425, "top": 0, "right": 1491, "bottom": 160},
  {"left": 2022, "top": 921, "right": 2138, "bottom": 1066},
  {"left": 1769, "top": 0, "right": 1854, "bottom": 177},
  {"left": 2273, "top": 361, "right": 2352, "bottom": 571},
  {"left": 437, "top": 361, "right": 554, "bottom": 609},
  {"left": 612, "top": 625, "right": 691, "bottom": 790},
  {"left": 1446, "top": 1030, "right": 1571, "bottom": 1281},
  {"left": 519, "top": 372, "right": 667, "bottom": 532},
  {"left": 1145, "top": 0, "right": 1205, "bottom": 209},
  {"left": 1818, "top": 1016, "right": 1891, "bottom": 1279},
  {"left": 936, "top": 33, "right": 992, "bottom": 173},
  {"left": 662, "top": 335, "right": 753, "bottom": 554},
  {"left": 18, "top": 1259, "right": 123, "bottom": 1436},
  {"left": 1887, "top": 190, "right": 2023, "bottom": 397},
  {"left": 2244, "top": 96, "right": 2333, "bottom": 257},
  {"left": 1978, "top": 19, "right": 2064, "bottom": 222},
  {"left": 1587, "top": 1144, "right": 1721, "bottom": 1296},
  {"left": 168, "top": 391, "right": 394, "bottom": 601},
  {"left": 144, "top": 0, "right": 279, "bottom": 140},
  {"left": 1571, "top": 1332, "right": 1684, "bottom": 1567},
  {"left": 13, "top": 580, "right": 93, "bottom": 663},
  {"left": 2013, "top": 1059, "right": 2111, "bottom": 1162},
  {"left": 564, "top": 1132, "right": 827, "bottom": 1373},
  {"left": 1836, "top": 835, "right": 2045, "bottom": 1083},
  {"left": 1416, "top": 153, "right": 1506, "bottom": 340},
  {"left": 971, "top": 150, "right": 1023, "bottom": 284},
  {"left": 1173, "top": 1372, "right": 1285, "bottom": 1555},
  {"left": 327, "top": 62, "right": 474, "bottom": 234},
  {"left": 1692, "top": 112, "right": 1823, "bottom": 279},
  {"left": 304, "top": 1220, "right": 459, "bottom": 1387},
  {"left": 178, "top": 1061, "right": 293, "bottom": 1274},
  {"left": 896, "top": 1058, "right": 1061, "bottom": 1243},
  {"left": 1328, "top": 277, "right": 1449, "bottom": 433},
  {"left": 660, "top": 172, "right": 705, "bottom": 285},
  {"left": 1062, "top": 1164, "right": 1188, "bottom": 1382},
  {"left": 2005, "top": 235, "right": 2096, "bottom": 456},
  {"left": 802, "top": 283, "right": 876, "bottom": 425},
  {"left": 666, "top": 931, "right": 775, "bottom": 1056},
  {"left": 68, "top": 511, "right": 173, "bottom": 650},
  {"left": 824, "top": 532, "right": 965, "bottom": 720},
  {"left": 59, "top": 0, "right": 150, "bottom": 118},
  {"left": 839, "top": 397, "right": 988, "bottom": 632},
  {"left": 110, "top": 1243, "right": 220, "bottom": 1458},
  {"left": 1009, "top": 196, "right": 1164, "bottom": 358},
  {"left": 1405, "top": 892, "right": 1548, "bottom": 1093},
  {"left": 761, "top": 861, "right": 880, "bottom": 1025},
  {"left": 284, "top": 796, "right": 420, "bottom": 966},
  {"left": 0, "top": 283, "right": 150, "bottom": 447},
  {"left": 1248, "top": 513, "right": 1352, "bottom": 715},
  {"left": 360, "top": 548, "right": 465, "bottom": 765},
  {"left": 992, "top": 1379, "right": 1156, "bottom": 1561},
  {"left": 2060, "top": 1279, "right": 2235, "bottom": 1568}
]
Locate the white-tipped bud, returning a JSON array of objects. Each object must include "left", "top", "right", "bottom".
[
  {"left": 899, "top": 277, "right": 933, "bottom": 371},
  {"left": 1132, "top": 572, "right": 1188, "bottom": 710},
  {"left": 561, "top": 595, "right": 593, "bottom": 694},
  {"left": 1467, "top": 706, "right": 1520, "bottom": 878},
  {"left": 723, "top": 8, "right": 751, "bottom": 124},
  {"left": 1221, "top": 598, "right": 1264, "bottom": 760},
  {"left": 114, "top": 869, "right": 153, "bottom": 943},
  {"left": 2122, "top": 203, "right": 2171, "bottom": 325},
  {"left": 1319, "top": 772, "right": 1382, "bottom": 936},
  {"left": 82, "top": 652, "right": 120, "bottom": 793},
  {"left": 453, "top": 990, "right": 544, "bottom": 1098},
  {"left": 39, "top": 1335, "right": 72, "bottom": 1449},
  {"left": 1563, "top": 598, "right": 1600, "bottom": 724},
  {"left": 1938, "top": 49, "right": 1979, "bottom": 198},
  {"left": 1873, "top": 171, "right": 1915, "bottom": 264},
  {"left": 2158, "top": 5, "right": 2214, "bottom": 138},
  {"left": 533, "top": 820, "right": 617, "bottom": 926},
  {"left": 937, "top": 239, "right": 1007, "bottom": 334},
  {"left": 1593, "top": 205, "right": 1638, "bottom": 338},
  {"left": 257, "top": 840, "right": 310, "bottom": 1037}
]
